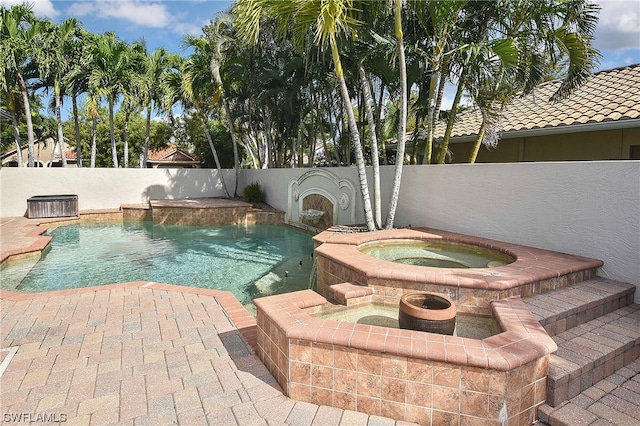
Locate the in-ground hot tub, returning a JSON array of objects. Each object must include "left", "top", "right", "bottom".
[
  {"left": 26, "top": 194, "right": 78, "bottom": 219},
  {"left": 358, "top": 239, "right": 515, "bottom": 268},
  {"left": 313, "top": 227, "right": 603, "bottom": 315}
]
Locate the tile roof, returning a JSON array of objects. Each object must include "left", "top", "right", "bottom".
[
  {"left": 433, "top": 63, "right": 640, "bottom": 140},
  {"left": 148, "top": 144, "right": 200, "bottom": 163}
]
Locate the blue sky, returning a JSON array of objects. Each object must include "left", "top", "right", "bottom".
[
  {"left": 12, "top": 0, "right": 233, "bottom": 55},
  {"left": 3, "top": 0, "right": 637, "bottom": 68},
  {"left": 1, "top": 0, "right": 639, "bottom": 113}
]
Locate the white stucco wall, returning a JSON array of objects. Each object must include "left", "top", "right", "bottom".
[
  {"left": 0, "top": 167, "right": 233, "bottom": 217},
  {"left": 242, "top": 162, "right": 639, "bottom": 302},
  {"left": 393, "top": 162, "right": 639, "bottom": 301},
  {"left": 2, "top": 162, "right": 638, "bottom": 301}
]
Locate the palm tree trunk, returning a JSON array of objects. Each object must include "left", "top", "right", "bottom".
[
  {"left": 54, "top": 80, "right": 68, "bottom": 167},
  {"left": 17, "top": 72, "right": 35, "bottom": 167},
  {"left": 123, "top": 111, "right": 130, "bottom": 168},
  {"left": 211, "top": 57, "right": 240, "bottom": 196},
  {"left": 223, "top": 101, "right": 240, "bottom": 195},
  {"left": 142, "top": 103, "right": 152, "bottom": 168},
  {"left": 10, "top": 111, "right": 24, "bottom": 167},
  {"left": 359, "top": 65, "right": 382, "bottom": 228},
  {"left": 438, "top": 78, "right": 465, "bottom": 164},
  {"left": 326, "top": 97, "right": 341, "bottom": 165},
  {"left": 469, "top": 121, "right": 486, "bottom": 163},
  {"left": 331, "top": 40, "right": 375, "bottom": 231},
  {"left": 198, "top": 111, "right": 230, "bottom": 197},
  {"left": 72, "top": 95, "right": 82, "bottom": 168},
  {"left": 109, "top": 97, "right": 118, "bottom": 168},
  {"left": 375, "top": 83, "right": 388, "bottom": 165},
  {"left": 90, "top": 116, "right": 98, "bottom": 168},
  {"left": 433, "top": 58, "right": 449, "bottom": 125},
  {"left": 263, "top": 109, "right": 273, "bottom": 169},
  {"left": 423, "top": 69, "right": 440, "bottom": 165},
  {"left": 385, "top": 0, "right": 407, "bottom": 230}
]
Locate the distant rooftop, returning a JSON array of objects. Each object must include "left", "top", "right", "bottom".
[{"left": 433, "top": 63, "right": 640, "bottom": 141}]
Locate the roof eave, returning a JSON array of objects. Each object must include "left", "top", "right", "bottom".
[{"left": 443, "top": 118, "right": 640, "bottom": 144}]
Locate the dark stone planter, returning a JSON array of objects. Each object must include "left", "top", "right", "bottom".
[{"left": 398, "top": 292, "right": 457, "bottom": 335}]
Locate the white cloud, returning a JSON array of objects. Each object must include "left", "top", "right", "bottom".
[
  {"left": 0, "top": 0, "right": 59, "bottom": 18},
  {"left": 594, "top": 0, "right": 640, "bottom": 51},
  {"left": 172, "top": 20, "right": 202, "bottom": 37},
  {"left": 67, "top": 1, "right": 171, "bottom": 28}
]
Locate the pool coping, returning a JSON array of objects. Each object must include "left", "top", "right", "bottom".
[
  {"left": 254, "top": 289, "right": 557, "bottom": 371},
  {"left": 313, "top": 227, "right": 604, "bottom": 292}
]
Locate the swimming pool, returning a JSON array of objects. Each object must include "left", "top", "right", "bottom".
[{"left": 0, "top": 221, "right": 314, "bottom": 305}]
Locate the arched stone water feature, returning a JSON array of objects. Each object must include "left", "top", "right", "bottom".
[{"left": 287, "top": 169, "right": 357, "bottom": 231}]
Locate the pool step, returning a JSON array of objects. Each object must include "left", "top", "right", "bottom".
[{"left": 522, "top": 278, "right": 640, "bottom": 417}]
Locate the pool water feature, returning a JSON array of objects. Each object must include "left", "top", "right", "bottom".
[
  {"left": 358, "top": 239, "right": 515, "bottom": 268},
  {"left": 0, "top": 221, "right": 314, "bottom": 305}
]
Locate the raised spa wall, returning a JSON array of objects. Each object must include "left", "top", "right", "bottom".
[
  {"left": 250, "top": 225, "right": 606, "bottom": 423},
  {"left": 254, "top": 288, "right": 556, "bottom": 425},
  {"left": 313, "top": 227, "right": 603, "bottom": 316}
]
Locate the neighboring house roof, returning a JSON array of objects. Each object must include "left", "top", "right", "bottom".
[
  {"left": 1, "top": 139, "right": 75, "bottom": 165},
  {"left": 431, "top": 63, "right": 640, "bottom": 142},
  {"left": 147, "top": 144, "right": 200, "bottom": 167}
]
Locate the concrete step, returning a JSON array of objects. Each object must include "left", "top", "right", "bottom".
[
  {"left": 523, "top": 278, "right": 635, "bottom": 337},
  {"left": 544, "top": 304, "right": 640, "bottom": 407}
]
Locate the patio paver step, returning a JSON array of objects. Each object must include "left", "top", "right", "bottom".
[
  {"left": 537, "top": 358, "right": 640, "bottom": 426},
  {"left": 523, "top": 277, "right": 635, "bottom": 337},
  {"left": 543, "top": 303, "right": 640, "bottom": 407}
]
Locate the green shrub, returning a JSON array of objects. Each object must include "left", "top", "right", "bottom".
[{"left": 243, "top": 182, "right": 266, "bottom": 203}]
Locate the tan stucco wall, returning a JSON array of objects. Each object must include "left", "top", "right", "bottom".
[{"left": 448, "top": 128, "right": 640, "bottom": 163}]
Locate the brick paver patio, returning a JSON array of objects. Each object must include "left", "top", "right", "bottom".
[
  {"left": 1, "top": 216, "right": 638, "bottom": 425},
  {"left": 0, "top": 281, "right": 415, "bottom": 425}
]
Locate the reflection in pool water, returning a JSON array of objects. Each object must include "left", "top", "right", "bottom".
[{"left": 0, "top": 221, "right": 314, "bottom": 304}]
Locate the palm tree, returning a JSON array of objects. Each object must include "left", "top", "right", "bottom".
[
  {"left": 234, "top": 0, "right": 376, "bottom": 231},
  {"left": 407, "top": 0, "right": 469, "bottom": 165},
  {"left": 35, "top": 17, "right": 81, "bottom": 167},
  {"left": 1, "top": 83, "right": 25, "bottom": 166},
  {"left": 383, "top": 0, "right": 408, "bottom": 229},
  {"left": 179, "top": 36, "right": 230, "bottom": 197},
  {"left": 86, "top": 96, "right": 100, "bottom": 168},
  {"left": 463, "top": 0, "right": 600, "bottom": 163},
  {"left": 86, "top": 32, "right": 136, "bottom": 168},
  {"left": 1, "top": 4, "right": 41, "bottom": 167},
  {"left": 63, "top": 26, "right": 92, "bottom": 168},
  {"left": 139, "top": 48, "right": 178, "bottom": 168},
  {"left": 199, "top": 16, "right": 241, "bottom": 196},
  {"left": 121, "top": 41, "right": 145, "bottom": 168}
]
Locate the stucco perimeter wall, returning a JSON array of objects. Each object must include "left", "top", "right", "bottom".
[
  {"left": 242, "top": 162, "right": 640, "bottom": 303},
  {"left": 1, "top": 162, "right": 638, "bottom": 301},
  {"left": 0, "top": 167, "right": 233, "bottom": 217}
]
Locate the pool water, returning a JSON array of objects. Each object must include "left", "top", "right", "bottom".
[
  {"left": 358, "top": 239, "right": 515, "bottom": 268},
  {"left": 0, "top": 221, "right": 315, "bottom": 305},
  {"left": 314, "top": 303, "right": 500, "bottom": 339}
]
